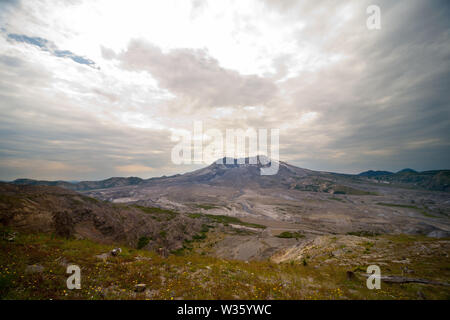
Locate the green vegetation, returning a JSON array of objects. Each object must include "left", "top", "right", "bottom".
[
  {"left": 204, "top": 214, "right": 266, "bottom": 229},
  {"left": 133, "top": 205, "right": 178, "bottom": 220},
  {"left": 1, "top": 229, "right": 449, "bottom": 300},
  {"left": 188, "top": 213, "right": 266, "bottom": 229},
  {"left": 192, "top": 233, "right": 207, "bottom": 240},
  {"left": 347, "top": 231, "right": 380, "bottom": 237},
  {"left": 80, "top": 195, "right": 100, "bottom": 204},
  {"left": 137, "top": 236, "right": 150, "bottom": 249},
  {"left": 276, "top": 231, "right": 305, "bottom": 239},
  {"left": 377, "top": 203, "right": 418, "bottom": 209},
  {"left": 189, "top": 212, "right": 267, "bottom": 233},
  {"left": 333, "top": 185, "right": 378, "bottom": 195},
  {"left": 159, "top": 231, "right": 167, "bottom": 239}
]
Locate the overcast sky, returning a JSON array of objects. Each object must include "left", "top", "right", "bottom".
[{"left": 0, "top": 0, "right": 449, "bottom": 180}]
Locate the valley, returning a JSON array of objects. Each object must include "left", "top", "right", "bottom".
[{"left": 1, "top": 157, "right": 449, "bottom": 299}]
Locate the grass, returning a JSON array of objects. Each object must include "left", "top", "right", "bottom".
[
  {"left": 203, "top": 214, "right": 266, "bottom": 229},
  {"left": 377, "top": 203, "right": 418, "bottom": 209},
  {"left": 188, "top": 212, "right": 266, "bottom": 229},
  {"left": 276, "top": 231, "right": 305, "bottom": 239},
  {"left": 195, "top": 204, "right": 219, "bottom": 210},
  {"left": 333, "top": 185, "right": 378, "bottom": 196},
  {"left": 133, "top": 205, "right": 178, "bottom": 220},
  {"left": 347, "top": 231, "right": 380, "bottom": 237},
  {"left": 0, "top": 229, "right": 449, "bottom": 300}
]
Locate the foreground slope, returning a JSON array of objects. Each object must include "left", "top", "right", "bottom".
[{"left": 1, "top": 229, "right": 449, "bottom": 299}]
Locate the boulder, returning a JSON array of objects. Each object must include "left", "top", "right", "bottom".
[
  {"left": 111, "top": 248, "right": 122, "bottom": 256},
  {"left": 134, "top": 284, "right": 146, "bottom": 292},
  {"left": 25, "top": 264, "right": 44, "bottom": 274}
]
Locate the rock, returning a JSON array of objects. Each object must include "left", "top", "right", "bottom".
[
  {"left": 111, "top": 248, "right": 122, "bottom": 256},
  {"left": 25, "top": 264, "right": 44, "bottom": 274},
  {"left": 55, "top": 256, "right": 70, "bottom": 267},
  {"left": 427, "top": 230, "right": 450, "bottom": 238},
  {"left": 346, "top": 271, "right": 355, "bottom": 280},
  {"left": 417, "top": 291, "right": 426, "bottom": 300},
  {"left": 134, "top": 284, "right": 146, "bottom": 292},
  {"left": 402, "top": 266, "right": 414, "bottom": 274},
  {"left": 145, "top": 289, "right": 159, "bottom": 299},
  {"left": 134, "top": 256, "right": 152, "bottom": 261},
  {"left": 95, "top": 253, "right": 110, "bottom": 261}
]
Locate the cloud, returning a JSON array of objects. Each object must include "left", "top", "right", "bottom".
[
  {"left": 119, "top": 40, "right": 277, "bottom": 108},
  {"left": 115, "top": 164, "right": 156, "bottom": 175},
  {"left": 0, "top": 0, "right": 449, "bottom": 180}
]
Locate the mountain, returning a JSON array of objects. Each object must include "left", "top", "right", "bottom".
[
  {"left": 358, "top": 170, "right": 394, "bottom": 177},
  {"left": 359, "top": 168, "right": 450, "bottom": 192},
  {"left": 12, "top": 176, "right": 144, "bottom": 191},
  {"left": 141, "top": 156, "right": 313, "bottom": 189},
  {"left": 397, "top": 168, "right": 418, "bottom": 174},
  {"left": 9, "top": 156, "right": 450, "bottom": 192}
]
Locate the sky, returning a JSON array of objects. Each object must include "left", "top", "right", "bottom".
[{"left": 0, "top": 0, "right": 449, "bottom": 181}]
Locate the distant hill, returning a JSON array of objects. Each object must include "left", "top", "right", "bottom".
[
  {"left": 397, "top": 168, "right": 418, "bottom": 174},
  {"left": 358, "top": 170, "right": 393, "bottom": 177},
  {"left": 12, "top": 176, "right": 144, "bottom": 191},
  {"left": 358, "top": 169, "right": 450, "bottom": 192}
]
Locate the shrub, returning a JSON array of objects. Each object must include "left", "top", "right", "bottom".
[
  {"left": 137, "top": 236, "right": 150, "bottom": 249},
  {"left": 276, "top": 231, "right": 305, "bottom": 239}
]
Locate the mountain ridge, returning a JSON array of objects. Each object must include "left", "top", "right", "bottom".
[{"left": 9, "top": 156, "right": 450, "bottom": 192}]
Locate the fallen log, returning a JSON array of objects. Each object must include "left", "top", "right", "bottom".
[{"left": 360, "top": 274, "right": 449, "bottom": 286}]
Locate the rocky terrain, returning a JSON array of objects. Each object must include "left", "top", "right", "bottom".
[
  {"left": 1, "top": 157, "right": 449, "bottom": 300},
  {"left": 0, "top": 183, "right": 205, "bottom": 252}
]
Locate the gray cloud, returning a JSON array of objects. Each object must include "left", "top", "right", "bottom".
[
  {"left": 0, "top": 0, "right": 449, "bottom": 180},
  {"left": 119, "top": 40, "right": 277, "bottom": 108},
  {"left": 250, "top": 0, "right": 449, "bottom": 173}
]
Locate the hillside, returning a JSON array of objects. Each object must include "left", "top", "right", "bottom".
[
  {"left": 1, "top": 227, "right": 449, "bottom": 299},
  {"left": 0, "top": 183, "right": 204, "bottom": 252},
  {"left": 12, "top": 177, "right": 145, "bottom": 192},
  {"left": 358, "top": 169, "right": 450, "bottom": 192}
]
